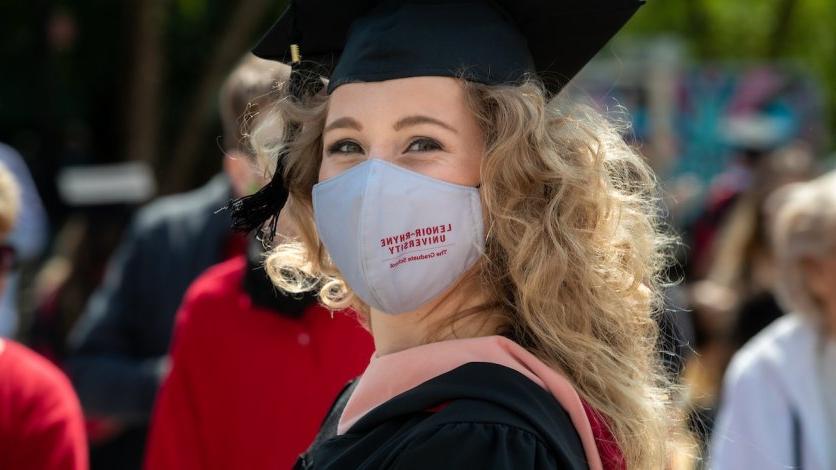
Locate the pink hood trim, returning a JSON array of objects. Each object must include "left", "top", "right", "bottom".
[{"left": 337, "top": 335, "right": 604, "bottom": 470}]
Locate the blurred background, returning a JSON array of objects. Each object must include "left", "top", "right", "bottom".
[{"left": 0, "top": 0, "right": 834, "bottom": 468}]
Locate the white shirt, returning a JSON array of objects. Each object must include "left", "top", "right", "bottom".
[
  {"left": 710, "top": 314, "right": 831, "bottom": 470},
  {"left": 819, "top": 340, "right": 836, "bottom": 469}
]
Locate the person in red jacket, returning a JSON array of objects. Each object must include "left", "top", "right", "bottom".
[
  {"left": 145, "top": 53, "right": 373, "bottom": 469},
  {"left": 0, "top": 339, "right": 88, "bottom": 470},
  {"left": 0, "top": 161, "right": 88, "bottom": 470},
  {"left": 144, "top": 237, "right": 374, "bottom": 470}
]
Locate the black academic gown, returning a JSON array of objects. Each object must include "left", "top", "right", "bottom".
[{"left": 296, "top": 362, "right": 589, "bottom": 470}]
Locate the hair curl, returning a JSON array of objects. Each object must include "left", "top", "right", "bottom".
[{"left": 252, "top": 78, "right": 683, "bottom": 469}]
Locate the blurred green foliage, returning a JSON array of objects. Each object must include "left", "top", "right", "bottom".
[{"left": 625, "top": 0, "right": 836, "bottom": 149}]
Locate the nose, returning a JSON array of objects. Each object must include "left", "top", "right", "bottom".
[
  {"left": 365, "top": 151, "right": 394, "bottom": 164},
  {"left": 363, "top": 136, "right": 404, "bottom": 164}
]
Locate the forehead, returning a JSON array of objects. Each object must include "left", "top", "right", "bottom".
[{"left": 326, "top": 76, "right": 471, "bottom": 122}]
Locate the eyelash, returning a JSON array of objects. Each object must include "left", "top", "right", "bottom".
[
  {"left": 326, "top": 137, "right": 444, "bottom": 155},
  {"left": 406, "top": 137, "right": 443, "bottom": 153},
  {"left": 327, "top": 140, "right": 363, "bottom": 155}
]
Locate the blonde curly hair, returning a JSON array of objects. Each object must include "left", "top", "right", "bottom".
[{"left": 252, "top": 78, "right": 681, "bottom": 469}]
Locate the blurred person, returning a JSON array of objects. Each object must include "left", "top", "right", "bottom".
[
  {"left": 0, "top": 161, "right": 87, "bottom": 470},
  {"left": 681, "top": 143, "right": 814, "bottom": 446},
  {"left": 229, "top": 1, "right": 691, "bottom": 468},
  {"left": 144, "top": 236, "right": 374, "bottom": 469},
  {"left": 691, "top": 144, "right": 813, "bottom": 346},
  {"left": 710, "top": 170, "right": 836, "bottom": 469},
  {"left": 0, "top": 142, "right": 49, "bottom": 337},
  {"left": 28, "top": 163, "right": 154, "bottom": 363},
  {"left": 27, "top": 213, "right": 130, "bottom": 363},
  {"left": 64, "top": 57, "right": 283, "bottom": 468},
  {"left": 144, "top": 54, "right": 375, "bottom": 470},
  {"left": 66, "top": 171, "right": 237, "bottom": 469}
]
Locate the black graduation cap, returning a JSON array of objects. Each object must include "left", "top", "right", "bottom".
[
  {"left": 227, "top": 0, "right": 644, "bottom": 237},
  {"left": 253, "top": 0, "right": 644, "bottom": 95}
]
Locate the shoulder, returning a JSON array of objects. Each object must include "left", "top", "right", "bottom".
[
  {"left": 725, "top": 314, "right": 812, "bottom": 386},
  {"left": 132, "top": 175, "right": 231, "bottom": 234},
  {"left": 0, "top": 340, "right": 82, "bottom": 419},
  {"left": 176, "top": 256, "right": 246, "bottom": 324},
  {"left": 710, "top": 316, "right": 812, "bottom": 468},
  {"left": 0, "top": 341, "right": 86, "bottom": 469},
  {"left": 363, "top": 362, "right": 587, "bottom": 469},
  {"left": 183, "top": 257, "right": 246, "bottom": 303}
]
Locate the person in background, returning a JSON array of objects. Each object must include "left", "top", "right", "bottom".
[
  {"left": 65, "top": 61, "right": 272, "bottom": 469},
  {"left": 28, "top": 211, "right": 133, "bottom": 364},
  {"left": 144, "top": 53, "right": 374, "bottom": 470},
  {"left": 710, "top": 170, "right": 836, "bottom": 469},
  {"left": 0, "top": 142, "right": 49, "bottom": 337},
  {"left": 29, "top": 162, "right": 155, "bottom": 363},
  {"left": 680, "top": 143, "right": 815, "bottom": 447},
  {"left": 0, "top": 161, "right": 87, "bottom": 470}
]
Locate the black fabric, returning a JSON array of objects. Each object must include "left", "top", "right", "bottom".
[
  {"left": 253, "top": 0, "right": 644, "bottom": 96},
  {"left": 791, "top": 404, "right": 803, "bottom": 469},
  {"left": 225, "top": 167, "right": 287, "bottom": 238},
  {"left": 326, "top": 1, "right": 533, "bottom": 92},
  {"left": 304, "top": 380, "right": 359, "bottom": 454},
  {"left": 241, "top": 236, "right": 317, "bottom": 317},
  {"left": 295, "top": 362, "right": 588, "bottom": 470}
]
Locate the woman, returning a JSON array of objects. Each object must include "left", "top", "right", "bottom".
[
  {"left": 232, "top": 1, "right": 681, "bottom": 468},
  {"left": 710, "top": 171, "right": 836, "bottom": 470}
]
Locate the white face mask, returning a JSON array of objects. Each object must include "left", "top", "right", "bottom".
[{"left": 312, "top": 159, "right": 484, "bottom": 314}]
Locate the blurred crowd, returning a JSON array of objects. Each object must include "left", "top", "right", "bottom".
[{"left": 0, "top": 36, "right": 834, "bottom": 470}]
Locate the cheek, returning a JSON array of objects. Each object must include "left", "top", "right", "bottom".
[
  {"left": 408, "top": 156, "right": 481, "bottom": 187},
  {"left": 445, "top": 146, "right": 483, "bottom": 186},
  {"left": 413, "top": 135, "right": 484, "bottom": 186},
  {"left": 318, "top": 157, "right": 339, "bottom": 182},
  {"left": 453, "top": 125, "right": 486, "bottom": 185}
]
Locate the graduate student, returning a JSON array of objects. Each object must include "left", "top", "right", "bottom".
[{"left": 232, "top": 1, "right": 681, "bottom": 468}]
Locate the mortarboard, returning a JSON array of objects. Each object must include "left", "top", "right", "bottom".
[
  {"left": 253, "top": 0, "right": 644, "bottom": 95},
  {"left": 227, "top": 0, "right": 644, "bottom": 237}
]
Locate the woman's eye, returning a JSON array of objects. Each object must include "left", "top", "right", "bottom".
[
  {"left": 327, "top": 140, "right": 364, "bottom": 155},
  {"left": 405, "top": 138, "right": 443, "bottom": 153}
]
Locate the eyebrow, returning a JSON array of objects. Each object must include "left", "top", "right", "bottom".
[
  {"left": 323, "top": 114, "right": 459, "bottom": 134},
  {"left": 323, "top": 117, "right": 362, "bottom": 133},
  {"left": 394, "top": 115, "right": 458, "bottom": 134}
]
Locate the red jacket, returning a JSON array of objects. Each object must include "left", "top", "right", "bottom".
[
  {"left": 0, "top": 340, "right": 88, "bottom": 470},
  {"left": 145, "top": 256, "right": 374, "bottom": 470}
]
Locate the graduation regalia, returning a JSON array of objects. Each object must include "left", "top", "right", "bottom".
[
  {"left": 233, "top": 1, "right": 645, "bottom": 469},
  {"left": 295, "top": 336, "right": 625, "bottom": 470}
]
